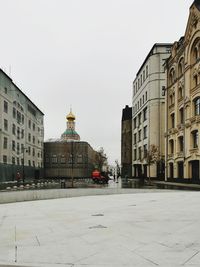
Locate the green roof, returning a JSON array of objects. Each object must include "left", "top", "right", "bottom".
[{"left": 63, "top": 129, "right": 79, "bottom": 135}]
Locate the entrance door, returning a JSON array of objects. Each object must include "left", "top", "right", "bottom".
[
  {"left": 177, "top": 161, "right": 184, "bottom": 179},
  {"left": 169, "top": 163, "right": 174, "bottom": 179},
  {"left": 191, "top": 161, "right": 199, "bottom": 181}
]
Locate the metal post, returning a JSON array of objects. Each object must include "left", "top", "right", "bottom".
[{"left": 71, "top": 140, "right": 74, "bottom": 187}]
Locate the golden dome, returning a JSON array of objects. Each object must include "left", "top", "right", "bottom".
[{"left": 66, "top": 110, "right": 75, "bottom": 121}]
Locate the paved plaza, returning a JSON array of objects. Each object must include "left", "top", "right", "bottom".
[{"left": 0, "top": 190, "right": 200, "bottom": 266}]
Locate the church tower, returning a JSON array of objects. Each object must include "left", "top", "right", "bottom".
[{"left": 61, "top": 109, "right": 80, "bottom": 141}]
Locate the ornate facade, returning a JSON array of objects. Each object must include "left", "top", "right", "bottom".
[{"left": 165, "top": 0, "right": 200, "bottom": 181}]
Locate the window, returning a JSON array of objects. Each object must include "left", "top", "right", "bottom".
[
  {"left": 28, "top": 120, "right": 31, "bottom": 129},
  {"left": 17, "top": 158, "right": 19, "bottom": 165},
  {"left": 143, "top": 70, "right": 145, "bottom": 82},
  {"left": 32, "top": 148, "right": 35, "bottom": 156},
  {"left": 143, "top": 126, "right": 147, "bottom": 139},
  {"left": 143, "top": 144, "right": 147, "bottom": 158},
  {"left": 145, "top": 92, "right": 147, "bottom": 101},
  {"left": 4, "top": 101, "right": 8, "bottom": 113},
  {"left": 12, "top": 124, "right": 16, "bottom": 135},
  {"left": 13, "top": 107, "right": 16, "bottom": 118},
  {"left": 12, "top": 140, "right": 15, "bottom": 151},
  {"left": 4, "top": 119, "right": 8, "bottom": 131},
  {"left": 140, "top": 98, "right": 142, "bottom": 107},
  {"left": 33, "top": 136, "right": 35, "bottom": 144},
  {"left": 3, "top": 137, "right": 8, "bottom": 149},
  {"left": 179, "top": 108, "right": 184, "bottom": 124},
  {"left": 17, "top": 127, "right": 20, "bottom": 139},
  {"left": 52, "top": 155, "right": 57, "bottom": 163},
  {"left": 138, "top": 130, "right": 141, "bottom": 141},
  {"left": 28, "top": 160, "right": 31, "bottom": 166},
  {"left": 28, "top": 146, "right": 31, "bottom": 155},
  {"left": 178, "top": 58, "right": 184, "bottom": 77},
  {"left": 28, "top": 133, "right": 31, "bottom": 142},
  {"left": 3, "top": 155, "right": 7, "bottom": 164},
  {"left": 134, "top": 133, "right": 137, "bottom": 144},
  {"left": 4, "top": 87, "right": 7, "bottom": 94},
  {"left": 138, "top": 113, "right": 141, "bottom": 126},
  {"left": 143, "top": 108, "right": 147, "bottom": 121},
  {"left": 21, "top": 115, "right": 24, "bottom": 124},
  {"left": 146, "top": 65, "right": 148, "bottom": 78},
  {"left": 192, "top": 130, "right": 198, "bottom": 148},
  {"left": 17, "top": 111, "right": 21, "bottom": 124},
  {"left": 171, "top": 113, "right": 175, "bottom": 128},
  {"left": 194, "top": 74, "right": 198, "bottom": 87},
  {"left": 179, "top": 136, "right": 184, "bottom": 152},
  {"left": 142, "top": 95, "right": 144, "bottom": 104},
  {"left": 138, "top": 147, "right": 142, "bottom": 160},
  {"left": 169, "top": 139, "right": 174, "bottom": 154},
  {"left": 178, "top": 87, "right": 183, "bottom": 99},
  {"left": 134, "top": 118, "right": 137, "bottom": 129},
  {"left": 194, "top": 98, "right": 200, "bottom": 115},
  {"left": 77, "top": 155, "right": 83, "bottom": 163},
  {"left": 33, "top": 123, "right": 35, "bottom": 131},
  {"left": 12, "top": 157, "right": 15, "bottom": 165},
  {"left": 21, "top": 129, "right": 24, "bottom": 139},
  {"left": 17, "top": 143, "right": 20, "bottom": 155}
]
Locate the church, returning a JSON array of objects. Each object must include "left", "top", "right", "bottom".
[{"left": 44, "top": 110, "right": 99, "bottom": 179}]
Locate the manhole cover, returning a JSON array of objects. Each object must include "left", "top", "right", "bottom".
[{"left": 89, "top": 225, "right": 107, "bottom": 229}]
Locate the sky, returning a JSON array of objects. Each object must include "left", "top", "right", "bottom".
[{"left": 0, "top": 0, "right": 192, "bottom": 165}]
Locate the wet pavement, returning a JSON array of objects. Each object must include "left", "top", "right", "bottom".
[{"left": 0, "top": 190, "right": 200, "bottom": 266}]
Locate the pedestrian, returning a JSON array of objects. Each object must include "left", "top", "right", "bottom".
[
  {"left": 113, "top": 174, "right": 116, "bottom": 182},
  {"left": 16, "top": 172, "right": 21, "bottom": 185}
]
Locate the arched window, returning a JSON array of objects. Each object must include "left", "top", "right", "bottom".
[
  {"left": 178, "top": 58, "right": 184, "bottom": 77},
  {"left": 169, "top": 68, "right": 175, "bottom": 85},
  {"left": 169, "top": 140, "right": 174, "bottom": 154},
  {"left": 191, "top": 39, "right": 200, "bottom": 64},
  {"left": 178, "top": 87, "right": 183, "bottom": 99},
  {"left": 194, "top": 97, "right": 200, "bottom": 115},
  {"left": 191, "top": 130, "right": 198, "bottom": 148}
]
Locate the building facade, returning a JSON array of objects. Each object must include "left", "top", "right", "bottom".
[
  {"left": 0, "top": 69, "right": 44, "bottom": 182},
  {"left": 165, "top": 0, "right": 200, "bottom": 182},
  {"left": 44, "top": 110, "right": 99, "bottom": 178},
  {"left": 132, "top": 44, "right": 172, "bottom": 179},
  {"left": 121, "top": 105, "right": 132, "bottom": 178}
]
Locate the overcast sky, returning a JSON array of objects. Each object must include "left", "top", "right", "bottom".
[{"left": 0, "top": 0, "right": 192, "bottom": 164}]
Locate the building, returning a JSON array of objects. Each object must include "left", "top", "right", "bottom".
[
  {"left": 44, "top": 110, "right": 99, "bottom": 178},
  {"left": 132, "top": 44, "right": 172, "bottom": 179},
  {"left": 165, "top": 0, "right": 200, "bottom": 182},
  {"left": 0, "top": 69, "right": 44, "bottom": 182},
  {"left": 121, "top": 105, "right": 132, "bottom": 178}
]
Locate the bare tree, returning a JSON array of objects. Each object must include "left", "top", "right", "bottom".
[
  {"left": 95, "top": 147, "right": 108, "bottom": 172},
  {"left": 143, "top": 144, "right": 160, "bottom": 184}
]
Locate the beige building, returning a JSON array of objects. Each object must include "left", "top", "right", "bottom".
[
  {"left": 132, "top": 44, "right": 172, "bottom": 179},
  {"left": 0, "top": 69, "right": 44, "bottom": 181},
  {"left": 165, "top": 0, "right": 200, "bottom": 182}
]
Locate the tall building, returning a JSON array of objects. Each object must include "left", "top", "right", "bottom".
[
  {"left": 121, "top": 105, "right": 132, "bottom": 178},
  {"left": 44, "top": 110, "right": 98, "bottom": 178},
  {"left": 132, "top": 44, "right": 172, "bottom": 179},
  {"left": 0, "top": 69, "right": 44, "bottom": 181},
  {"left": 165, "top": 0, "right": 200, "bottom": 181}
]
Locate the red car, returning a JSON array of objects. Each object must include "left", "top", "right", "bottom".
[{"left": 92, "top": 170, "right": 108, "bottom": 184}]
